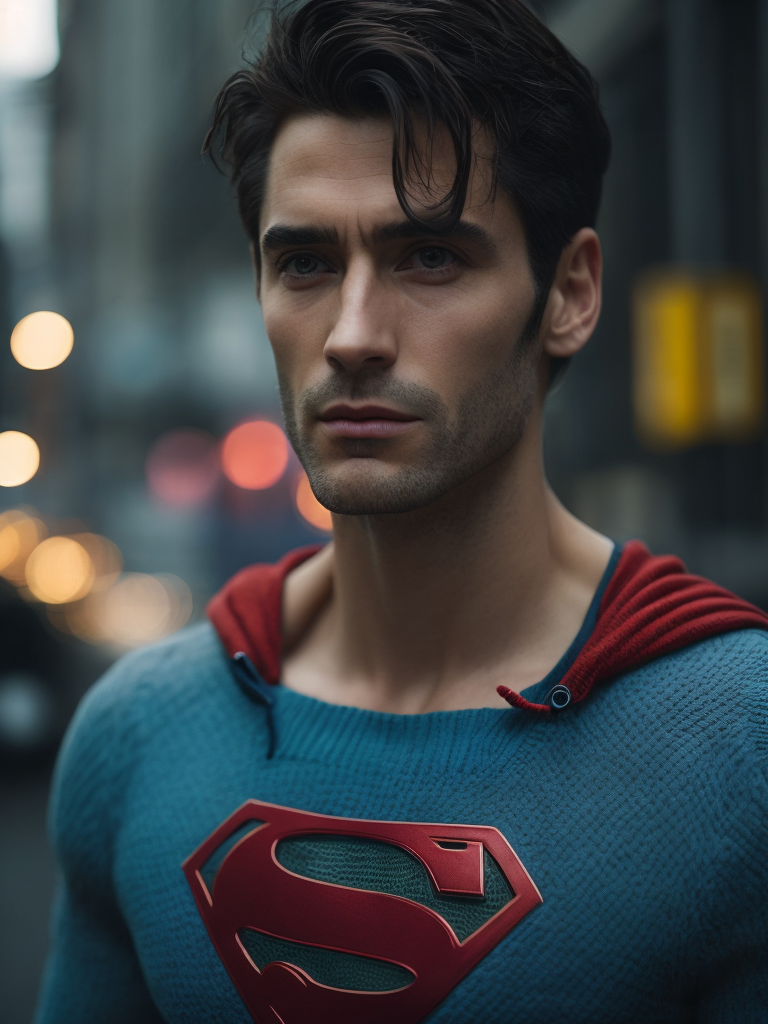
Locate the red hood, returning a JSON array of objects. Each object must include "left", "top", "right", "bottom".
[{"left": 207, "top": 541, "right": 768, "bottom": 714}]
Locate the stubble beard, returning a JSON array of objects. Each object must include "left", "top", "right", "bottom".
[{"left": 279, "top": 332, "right": 540, "bottom": 518}]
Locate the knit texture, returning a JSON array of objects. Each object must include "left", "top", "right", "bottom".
[
  {"left": 35, "top": 618, "right": 768, "bottom": 1022},
  {"left": 273, "top": 834, "right": 513, "bottom": 942}
]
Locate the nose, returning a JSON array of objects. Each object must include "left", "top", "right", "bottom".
[{"left": 323, "top": 261, "right": 397, "bottom": 373}]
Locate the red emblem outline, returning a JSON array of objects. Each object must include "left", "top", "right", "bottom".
[{"left": 183, "top": 800, "right": 542, "bottom": 1024}]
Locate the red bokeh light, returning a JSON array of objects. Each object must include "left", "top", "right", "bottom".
[
  {"left": 295, "top": 471, "right": 332, "bottom": 532},
  {"left": 146, "top": 429, "right": 219, "bottom": 507},
  {"left": 221, "top": 420, "right": 289, "bottom": 490}
]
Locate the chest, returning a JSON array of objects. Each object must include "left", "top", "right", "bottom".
[{"left": 111, "top": 732, "right": 710, "bottom": 1024}]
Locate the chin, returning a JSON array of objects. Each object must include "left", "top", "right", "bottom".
[{"left": 309, "top": 462, "right": 456, "bottom": 517}]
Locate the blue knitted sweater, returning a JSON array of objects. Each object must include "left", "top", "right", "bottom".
[{"left": 34, "top": 557, "right": 768, "bottom": 1022}]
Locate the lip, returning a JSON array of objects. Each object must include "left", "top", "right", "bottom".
[
  {"left": 318, "top": 403, "right": 421, "bottom": 439},
  {"left": 318, "top": 403, "right": 418, "bottom": 422}
]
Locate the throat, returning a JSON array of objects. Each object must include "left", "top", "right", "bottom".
[{"left": 281, "top": 491, "right": 614, "bottom": 713}]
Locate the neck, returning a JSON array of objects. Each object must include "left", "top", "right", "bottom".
[{"left": 283, "top": 409, "right": 612, "bottom": 712}]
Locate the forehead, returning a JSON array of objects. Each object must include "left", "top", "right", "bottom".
[{"left": 261, "top": 113, "right": 498, "bottom": 231}]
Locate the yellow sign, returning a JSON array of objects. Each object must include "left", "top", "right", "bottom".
[{"left": 632, "top": 270, "right": 764, "bottom": 449}]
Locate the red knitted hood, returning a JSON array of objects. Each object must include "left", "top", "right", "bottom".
[
  {"left": 207, "top": 545, "right": 323, "bottom": 688},
  {"left": 206, "top": 541, "right": 768, "bottom": 714}
]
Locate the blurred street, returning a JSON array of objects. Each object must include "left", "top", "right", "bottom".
[{"left": 1, "top": 770, "right": 56, "bottom": 1022}]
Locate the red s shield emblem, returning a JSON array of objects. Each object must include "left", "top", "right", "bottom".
[{"left": 183, "top": 801, "right": 542, "bottom": 1024}]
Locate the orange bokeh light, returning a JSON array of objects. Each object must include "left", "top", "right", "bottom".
[
  {"left": 295, "top": 472, "right": 332, "bottom": 532},
  {"left": 0, "top": 430, "right": 40, "bottom": 486},
  {"left": 221, "top": 420, "right": 289, "bottom": 490},
  {"left": 63, "top": 572, "right": 192, "bottom": 648},
  {"left": 11, "top": 311, "right": 74, "bottom": 370},
  {"left": 25, "top": 536, "right": 95, "bottom": 604},
  {"left": 0, "top": 509, "right": 46, "bottom": 584},
  {"left": 73, "top": 533, "right": 123, "bottom": 591}
]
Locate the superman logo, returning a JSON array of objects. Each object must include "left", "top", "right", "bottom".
[{"left": 183, "top": 800, "right": 542, "bottom": 1024}]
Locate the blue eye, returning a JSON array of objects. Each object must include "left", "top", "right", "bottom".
[
  {"left": 285, "top": 255, "right": 325, "bottom": 275},
  {"left": 415, "top": 247, "right": 456, "bottom": 270}
]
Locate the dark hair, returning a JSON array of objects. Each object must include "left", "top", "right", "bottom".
[{"left": 206, "top": 0, "right": 611, "bottom": 372}]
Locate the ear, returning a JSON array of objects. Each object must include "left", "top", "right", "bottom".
[
  {"left": 540, "top": 227, "right": 602, "bottom": 359},
  {"left": 249, "top": 241, "right": 262, "bottom": 300}
]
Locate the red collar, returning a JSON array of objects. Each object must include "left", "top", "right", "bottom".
[
  {"left": 207, "top": 540, "right": 768, "bottom": 713},
  {"left": 207, "top": 544, "right": 322, "bottom": 687},
  {"left": 499, "top": 540, "right": 768, "bottom": 713}
]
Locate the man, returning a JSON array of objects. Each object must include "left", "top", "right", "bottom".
[{"left": 36, "top": 1, "right": 768, "bottom": 1021}]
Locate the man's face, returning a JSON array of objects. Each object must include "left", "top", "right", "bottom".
[{"left": 259, "top": 113, "right": 542, "bottom": 516}]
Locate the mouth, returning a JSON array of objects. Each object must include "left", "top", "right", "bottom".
[{"left": 317, "top": 403, "right": 421, "bottom": 440}]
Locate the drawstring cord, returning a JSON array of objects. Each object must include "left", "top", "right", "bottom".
[{"left": 232, "top": 651, "right": 277, "bottom": 759}]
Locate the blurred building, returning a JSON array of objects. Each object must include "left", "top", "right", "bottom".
[
  {"left": 4, "top": 0, "right": 768, "bottom": 616},
  {"left": 1, "top": 0, "right": 768, "bottom": 1019},
  {"left": 0, "top": 2, "right": 319, "bottom": 1019},
  {"left": 49, "top": 0, "right": 322, "bottom": 597},
  {"left": 544, "top": 0, "right": 768, "bottom": 605}
]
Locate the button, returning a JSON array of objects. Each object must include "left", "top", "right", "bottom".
[{"left": 546, "top": 684, "right": 572, "bottom": 710}]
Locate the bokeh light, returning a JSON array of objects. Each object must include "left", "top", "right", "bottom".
[
  {"left": 0, "top": 509, "right": 47, "bottom": 584},
  {"left": 25, "top": 536, "right": 95, "bottom": 604},
  {"left": 0, "top": 431, "right": 40, "bottom": 487},
  {"left": 221, "top": 420, "right": 289, "bottom": 490},
  {"left": 146, "top": 428, "right": 219, "bottom": 507},
  {"left": 10, "top": 311, "right": 74, "bottom": 370},
  {"left": 295, "top": 471, "right": 332, "bottom": 532},
  {"left": 0, "top": 0, "right": 59, "bottom": 79},
  {"left": 72, "top": 533, "right": 123, "bottom": 591},
  {"left": 0, "top": 672, "right": 54, "bottom": 750},
  {"left": 66, "top": 572, "right": 193, "bottom": 648}
]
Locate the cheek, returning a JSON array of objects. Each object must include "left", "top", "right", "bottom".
[
  {"left": 405, "top": 289, "right": 532, "bottom": 397},
  {"left": 262, "top": 298, "right": 325, "bottom": 384}
]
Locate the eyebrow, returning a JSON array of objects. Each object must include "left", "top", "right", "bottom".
[
  {"left": 371, "top": 219, "right": 498, "bottom": 255},
  {"left": 261, "top": 224, "right": 339, "bottom": 255},
  {"left": 260, "top": 219, "right": 497, "bottom": 256}
]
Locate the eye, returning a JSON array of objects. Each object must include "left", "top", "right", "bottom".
[
  {"left": 283, "top": 255, "right": 331, "bottom": 277},
  {"left": 412, "top": 247, "right": 458, "bottom": 271}
]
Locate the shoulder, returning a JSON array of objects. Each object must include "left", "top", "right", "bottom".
[
  {"left": 649, "top": 626, "right": 768, "bottom": 715},
  {"left": 49, "top": 622, "right": 229, "bottom": 886},
  {"left": 56, "top": 621, "right": 228, "bottom": 763},
  {"left": 608, "top": 628, "right": 768, "bottom": 787}
]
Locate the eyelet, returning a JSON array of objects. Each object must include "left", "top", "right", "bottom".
[{"left": 546, "top": 684, "right": 572, "bottom": 710}]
